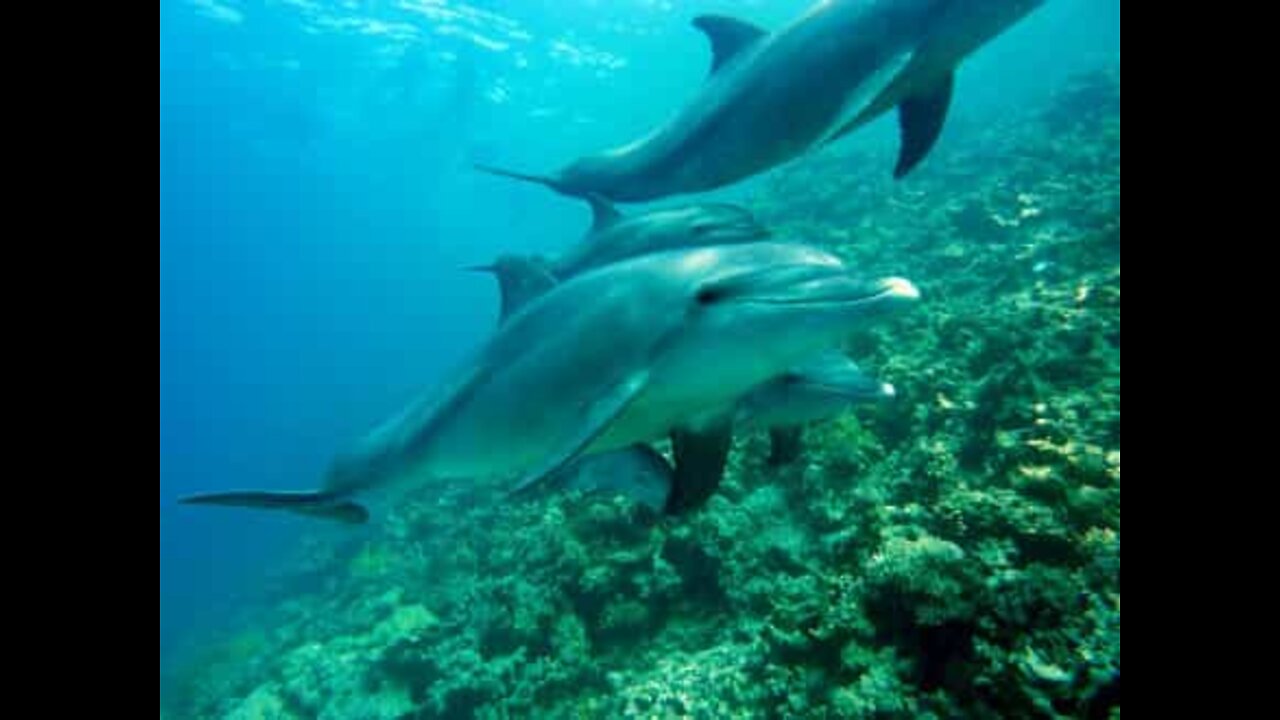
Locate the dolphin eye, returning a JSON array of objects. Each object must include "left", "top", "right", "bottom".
[
  {"left": 692, "top": 224, "right": 715, "bottom": 237},
  {"left": 696, "top": 285, "right": 726, "bottom": 305}
]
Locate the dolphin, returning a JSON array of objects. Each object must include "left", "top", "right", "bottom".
[
  {"left": 735, "top": 351, "right": 897, "bottom": 467},
  {"left": 181, "top": 243, "right": 920, "bottom": 523},
  {"left": 477, "top": 0, "right": 1045, "bottom": 202},
  {"left": 474, "top": 195, "right": 771, "bottom": 322},
  {"left": 555, "top": 195, "right": 772, "bottom": 278},
  {"left": 663, "top": 350, "right": 903, "bottom": 513},
  {"left": 473, "top": 262, "right": 899, "bottom": 512},
  {"left": 532, "top": 354, "right": 896, "bottom": 513}
]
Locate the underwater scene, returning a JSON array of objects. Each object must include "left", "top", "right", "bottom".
[{"left": 160, "top": 1, "right": 1120, "bottom": 717}]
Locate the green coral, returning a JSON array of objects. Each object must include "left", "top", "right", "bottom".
[{"left": 864, "top": 535, "right": 978, "bottom": 628}]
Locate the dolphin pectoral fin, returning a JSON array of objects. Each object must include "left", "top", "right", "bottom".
[
  {"left": 667, "top": 422, "right": 734, "bottom": 515},
  {"left": 509, "top": 372, "right": 652, "bottom": 497},
  {"left": 179, "top": 491, "right": 370, "bottom": 525},
  {"left": 767, "top": 426, "right": 805, "bottom": 467},
  {"left": 894, "top": 73, "right": 955, "bottom": 179},
  {"left": 693, "top": 15, "right": 768, "bottom": 75},
  {"left": 584, "top": 193, "right": 624, "bottom": 234}
]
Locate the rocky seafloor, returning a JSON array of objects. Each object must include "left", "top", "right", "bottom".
[{"left": 167, "top": 65, "right": 1120, "bottom": 720}]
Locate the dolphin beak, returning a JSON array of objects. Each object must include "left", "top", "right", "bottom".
[
  {"left": 465, "top": 264, "right": 498, "bottom": 275},
  {"left": 880, "top": 278, "right": 921, "bottom": 301}
]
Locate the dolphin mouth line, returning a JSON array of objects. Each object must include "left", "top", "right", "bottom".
[
  {"left": 799, "top": 382, "right": 874, "bottom": 398},
  {"left": 738, "top": 283, "right": 910, "bottom": 308},
  {"left": 799, "top": 381, "right": 894, "bottom": 401}
]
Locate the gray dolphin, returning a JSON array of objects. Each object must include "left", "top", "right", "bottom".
[
  {"left": 474, "top": 262, "right": 899, "bottom": 512},
  {"left": 736, "top": 351, "right": 897, "bottom": 467},
  {"left": 478, "top": 0, "right": 1045, "bottom": 202},
  {"left": 474, "top": 195, "right": 771, "bottom": 322},
  {"left": 529, "top": 354, "right": 895, "bottom": 513},
  {"left": 556, "top": 195, "right": 772, "bottom": 277},
  {"left": 181, "top": 243, "right": 920, "bottom": 523},
  {"left": 662, "top": 350, "right": 902, "bottom": 513},
  {"left": 473, "top": 194, "right": 762, "bottom": 320}
]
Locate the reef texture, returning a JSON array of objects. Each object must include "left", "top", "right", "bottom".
[{"left": 169, "top": 64, "right": 1120, "bottom": 720}]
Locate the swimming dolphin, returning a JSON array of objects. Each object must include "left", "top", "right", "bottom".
[
  {"left": 477, "top": 0, "right": 1045, "bottom": 202},
  {"left": 181, "top": 243, "right": 920, "bottom": 523},
  {"left": 529, "top": 354, "right": 896, "bottom": 513},
  {"left": 555, "top": 195, "right": 772, "bottom": 277},
  {"left": 474, "top": 195, "right": 771, "bottom": 322},
  {"left": 736, "top": 351, "right": 897, "bottom": 467},
  {"left": 473, "top": 262, "right": 899, "bottom": 512}
]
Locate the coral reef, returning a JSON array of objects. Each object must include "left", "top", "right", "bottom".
[{"left": 167, "top": 63, "right": 1120, "bottom": 719}]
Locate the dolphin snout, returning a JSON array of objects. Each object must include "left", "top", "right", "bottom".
[{"left": 880, "top": 277, "right": 922, "bottom": 301}]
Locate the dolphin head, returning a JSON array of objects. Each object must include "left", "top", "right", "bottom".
[
  {"left": 685, "top": 244, "right": 919, "bottom": 332},
  {"left": 641, "top": 243, "right": 919, "bottom": 418},
  {"left": 735, "top": 351, "right": 896, "bottom": 430},
  {"left": 776, "top": 353, "right": 897, "bottom": 405}
]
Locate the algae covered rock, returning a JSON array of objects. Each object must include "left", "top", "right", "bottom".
[{"left": 864, "top": 534, "right": 979, "bottom": 628}]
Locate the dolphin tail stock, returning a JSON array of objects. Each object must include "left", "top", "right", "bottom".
[
  {"left": 179, "top": 490, "right": 370, "bottom": 525},
  {"left": 473, "top": 163, "right": 569, "bottom": 195}
]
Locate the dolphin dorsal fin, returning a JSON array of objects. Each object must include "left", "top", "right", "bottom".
[
  {"left": 585, "top": 193, "right": 624, "bottom": 234},
  {"left": 472, "top": 256, "right": 559, "bottom": 324},
  {"left": 692, "top": 15, "right": 767, "bottom": 75}
]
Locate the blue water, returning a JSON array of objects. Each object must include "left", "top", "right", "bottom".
[{"left": 160, "top": 0, "right": 1119, "bottom": 682}]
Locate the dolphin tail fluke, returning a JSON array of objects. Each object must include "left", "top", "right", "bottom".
[
  {"left": 179, "top": 491, "right": 370, "bottom": 525},
  {"left": 474, "top": 163, "right": 566, "bottom": 195}
]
